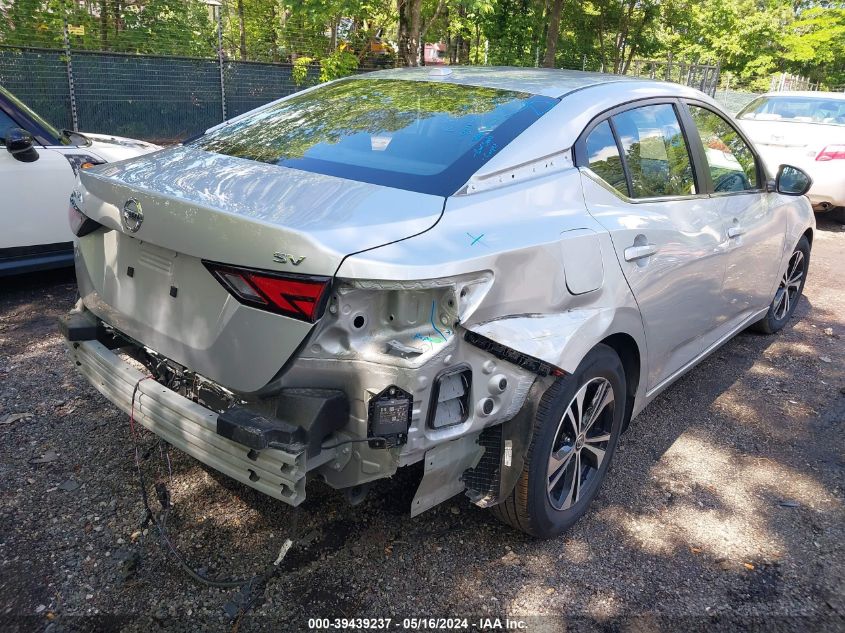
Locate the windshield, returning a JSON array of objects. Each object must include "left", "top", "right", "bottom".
[
  {"left": 191, "top": 78, "right": 558, "bottom": 196},
  {"left": 0, "top": 84, "right": 66, "bottom": 144},
  {"left": 738, "top": 95, "right": 845, "bottom": 126}
]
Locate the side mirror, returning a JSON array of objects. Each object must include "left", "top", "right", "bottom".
[
  {"left": 4, "top": 127, "right": 39, "bottom": 163},
  {"left": 775, "top": 164, "right": 812, "bottom": 196}
]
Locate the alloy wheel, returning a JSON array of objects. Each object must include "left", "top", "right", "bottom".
[
  {"left": 546, "top": 377, "right": 616, "bottom": 511},
  {"left": 773, "top": 250, "right": 806, "bottom": 321}
]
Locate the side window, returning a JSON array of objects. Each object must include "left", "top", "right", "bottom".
[
  {"left": 0, "top": 109, "right": 17, "bottom": 143},
  {"left": 688, "top": 105, "right": 759, "bottom": 192},
  {"left": 611, "top": 104, "right": 697, "bottom": 198},
  {"left": 584, "top": 120, "right": 628, "bottom": 195}
]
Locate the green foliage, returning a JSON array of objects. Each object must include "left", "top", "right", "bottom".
[
  {"left": 0, "top": 0, "right": 843, "bottom": 88},
  {"left": 319, "top": 49, "right": 359, "bottom": 81},
  {"left": 292, "top": 56, "right": 314, "bottom": 85}
]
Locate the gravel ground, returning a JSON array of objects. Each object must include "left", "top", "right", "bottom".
[{"left": 1, "top": 218, "right": 843, "bottom": 632}]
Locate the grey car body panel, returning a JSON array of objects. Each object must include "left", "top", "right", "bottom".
[
  {"left": 73, "top": 237, "right": 314, "bottom": 393},
  {"left": 358, "top": 66, "right": 638, "bottom": 98},
  {"left": 334, "top": 168, "right": 650, "bottom": 416},
  {"left": 79, "top": 145, "right": 445, "bottom": 276},
  {"left": 67, "top": 69, "right": 815, "bottom": 511}
]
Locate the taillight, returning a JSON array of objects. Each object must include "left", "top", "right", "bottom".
[
  {"left": 68, "top": 192, "right": 103, "bottom": 237},
  {"left": 815, "top": 145, "right": 845, "bottom": 161},
  {"left": 203, "top": 261, "right": 331, "bottom": 323}
]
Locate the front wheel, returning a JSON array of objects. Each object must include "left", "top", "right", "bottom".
[
  {"left": 752, "top": 236, "right": 810, "bottom": 334},
  {"left": 490, "top": 344, "right": 626, "bottom": 538}
]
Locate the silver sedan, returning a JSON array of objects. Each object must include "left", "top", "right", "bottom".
[{"left": 62, "top": 68, "right": 815, "bottom": 538}]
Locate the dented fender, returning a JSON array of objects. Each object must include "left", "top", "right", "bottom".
[{"left": 465, "top": 305, "right": 648, "bottom": 416}]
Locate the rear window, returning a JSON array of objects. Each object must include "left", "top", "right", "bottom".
[
  {"left": 191, "top": 78, "right": 558, "bottom": 196},
  {"left": 738, "top": 96, "right": 845, "bottom": 126}
]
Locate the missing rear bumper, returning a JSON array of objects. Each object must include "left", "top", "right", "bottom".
[{"left": 65, "top": 335, "right": 308, "bottom": 505}]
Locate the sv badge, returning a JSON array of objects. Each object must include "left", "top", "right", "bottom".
[{"left": 273, "top": 252, "right": 306, "bottom": 266}]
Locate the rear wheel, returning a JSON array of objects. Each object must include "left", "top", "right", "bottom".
[
  {"left": 752, "top": 236, "right": 810, "bottom": 334},
  {"left": 490, "top": 344, "right": 626, "bottom": 538}
]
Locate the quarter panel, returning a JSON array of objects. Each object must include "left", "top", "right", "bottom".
[{"left": 336, "top": 170, "right": 649, "bottom": 420}]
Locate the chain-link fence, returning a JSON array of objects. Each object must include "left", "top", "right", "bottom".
[
  {"left": 713, "top": 90, "right": 762, "bottom": 115},
  {"left": 1, "top": 43, "right": 726, "bottom": 143},
  {"left": 0, "top": 45, "right": 322, "bottom": 142}
]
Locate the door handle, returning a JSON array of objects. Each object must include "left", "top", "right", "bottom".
[
  {"left": 727, "top": 226, "right": 745, "bottom": 239},
  {"left": 624, "top": 243, "right": 658, "bottom": 262}
]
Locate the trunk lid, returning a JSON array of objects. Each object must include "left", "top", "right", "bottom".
[
  {"left": 75, "top": 146, "right": 444, "bottom": 392},
  {"left": 739, "top": 119, "right": 845, "bottom": 176}
]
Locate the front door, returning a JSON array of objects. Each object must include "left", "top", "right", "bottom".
[
  {"left": 0, "top": 136, "right": 75, "bottom": 251},
  {"left": 684, "top": 102, "right": 786, "bottom": 326},
  {"left": 576, "top": 101, "right": 731, "bottom": 391}
]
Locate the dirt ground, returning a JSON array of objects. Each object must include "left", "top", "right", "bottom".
[{"left": 1, "top": 218, "right": 843, "bottom": 633}]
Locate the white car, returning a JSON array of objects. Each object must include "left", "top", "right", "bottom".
[
  {"left": 737, "top": 91, "right": 845, "bottom": 222},
  {"left": 0, "top": 85, "right": 159, "bottom": 276}
]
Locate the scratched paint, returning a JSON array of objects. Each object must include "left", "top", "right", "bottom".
[{"left": 466, "top": 232, "right": 485, "bottom": 246}]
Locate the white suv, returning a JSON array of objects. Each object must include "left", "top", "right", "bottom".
[{"left": 0, "top": 84, "right": 158, "bottom": 276}]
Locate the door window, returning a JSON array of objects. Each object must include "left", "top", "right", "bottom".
[
  {"left": 611, "top": 104, "right": 697, "bottom": 198},
  {"left": 0, "top": 109, "right": 17, "bottom": 143},
  {"left": 688, "top": 105, "right": 759, "bottom": 193},
  {"left": 584, "top": 120, "right": 628, "bottom": 195}
]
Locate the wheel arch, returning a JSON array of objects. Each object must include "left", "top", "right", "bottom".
[{"left": 598, "top": 332, "right": 640, "bottom": 429}]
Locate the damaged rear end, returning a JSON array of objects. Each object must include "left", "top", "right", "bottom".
[
  {"left": 61, "top": 75, "right": 563, "bottom": 511},
  {"left": 64, "top": 146, "right": 445, "bottom": 504}
]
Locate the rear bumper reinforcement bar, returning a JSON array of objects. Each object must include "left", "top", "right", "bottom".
[{"left": 65, "top": 337, "right": 307, "bottom": 505}]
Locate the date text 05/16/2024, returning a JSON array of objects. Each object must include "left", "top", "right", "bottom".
[{"left": 307, "top": 618, "right": 528, "bottom": 630}]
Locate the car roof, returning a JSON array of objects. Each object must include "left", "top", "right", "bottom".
[
  {"left": 759, "top": 91, "right": 845, "bottom": 100},
  {"left": 357, "top": 66, "right": 647, "bottom": 98}
]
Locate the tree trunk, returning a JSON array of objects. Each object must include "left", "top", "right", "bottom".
[
  {"left": 270, "top": 3, "right": 278, "bottom": 62},
  {"left": 397, "top": 0, "right": 422, "bottom": 66},
  {"left": 114, "top": 0, "right": 122, "bottom": 34},
  {"left": 99, "top": 0, "right": 108, "bottom": 50},
  {"left": 542, "top": 0, "right": 563, "bottom": 68},
  {"left": 397, "top": 0, "right": 409, "bottom": 65},
  {"left": 237, "top": 0, "right": 247, "bottom": 60},
  {"left": 409, "top": 0, "right": 421, "bottom": 66}
]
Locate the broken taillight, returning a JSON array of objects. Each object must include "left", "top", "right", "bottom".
[{"left": 203, "top": 261, "right": 331, "bottom": 323}]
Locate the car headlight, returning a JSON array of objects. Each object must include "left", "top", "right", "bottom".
[
  {"left": 68, "top": 190, "right": 104, "bottom": 237},
  {"left": 63, "top": 154, "right": 106, "bottom": 175}
]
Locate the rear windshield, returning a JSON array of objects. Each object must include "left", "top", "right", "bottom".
[
  {"left": 191, "top": 78, "right": 558, "bottom": 196},
  {"left": 738, "top": 96, "right": 845, "bottom": 126}
]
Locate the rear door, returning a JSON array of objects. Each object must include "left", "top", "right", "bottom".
[
  {"left": 576, "top": 99, "right": 731, "bottom": 391},
  {"left": 682, "top": 101, "right": 786, "bottom": 325}
]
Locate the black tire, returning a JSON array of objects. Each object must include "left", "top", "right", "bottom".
[
  {"left": 490, "top": 344, "right": 626, "bottom": 538},
  {"left": 751, "top": 236, "right": 811, "bottom": 334}
]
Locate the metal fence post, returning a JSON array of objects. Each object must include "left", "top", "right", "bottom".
[
  {"left": 712, "top": 60, "right": 721, "bottom": 97},
  {"left": 61, "top": 12, "right": 79, "bottom": 131},
  {"left": 215, "top": 5, "right": 227, "bottom": 121}
]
